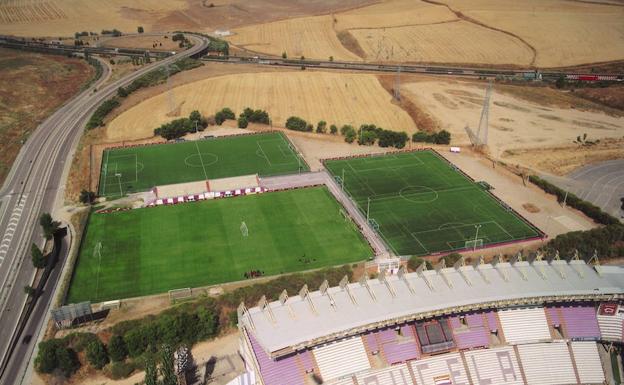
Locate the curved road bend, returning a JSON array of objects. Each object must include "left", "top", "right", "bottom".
[{"left": 0, "top": 36, "right": 209, "bottom": 385}]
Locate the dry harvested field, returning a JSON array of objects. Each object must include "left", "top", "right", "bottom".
[
  {"left": 99, "top": 33, "right": 182, "bottom": 51},
  {"left": 105, "top": 71, "right": 414, "bottom": 141},
  {"left": 0, "top": 0, "right": 374, "bottom": 37},
  {"left": 441, "top": 0, "right": 624, "bottom": 67},
  {"left": 227, "top": 0, "right": 624, "bottom": 67},
  {"left": 228, "top": 15, "right": 360, "bottom": 61},
  {"left": 400, "top": 79, "right": 624, "bottom": 164},
  {"left": 0, "top": 47, "right": 93, "bottom": 185},
  {"left": 350, "top": 20, "right": 533, "bottom": 64}
]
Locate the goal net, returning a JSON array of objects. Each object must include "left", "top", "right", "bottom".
[
  {"left": 169, "top": 288, "right": 192, "bottom": 303},
  {"left": 465, "top": 239, "right": 484, "bottom": 249},
  {"left": 240, "top": 221, "right": 249, "bottom": 237}
]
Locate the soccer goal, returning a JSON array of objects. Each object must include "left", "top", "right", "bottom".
[
  {"left": 169, "top": 288, "right": 192, "bottom": 303},
  {"left": 465, "top": 239, "right": 484, "bottom": 249},
  {"left": 240, "top": 221, "right": 249, "bottom": 237}
]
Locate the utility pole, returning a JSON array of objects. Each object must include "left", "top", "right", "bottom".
[{"left": 367, "top": 197, "right": 371, "bottom": 222}]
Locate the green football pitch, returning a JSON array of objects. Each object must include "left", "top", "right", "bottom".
[
  {"left": 324, "top": 151, "right": 541, "bottom": 256},
  {"left": 68, "top": 187, "right": 372, "bottom": 303},
  {"left": 98, "top": 132, "right": 307, "bottom": 197}
]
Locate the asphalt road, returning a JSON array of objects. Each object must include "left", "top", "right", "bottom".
[
  {"left": 0, "top": 35, "right": 208, "bottom": 385},
  {"left": 548, "top": 160, "right": 624, "bottom": 220}
]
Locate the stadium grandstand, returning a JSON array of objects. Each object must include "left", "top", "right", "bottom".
[{"left": 234, "top": 255, "right": 624, "bottom": 385}]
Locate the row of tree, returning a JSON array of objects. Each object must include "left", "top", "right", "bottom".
[
  {"left": 154, "top": 110, "right": 208, "bottom": 140},
  {"left": 412, "top": 130, "right": 451, "bottom": 145},
  {"left": 35, "top": 300, "right": 219, "bottom": 379},
  {"left": 528, "top": 175, "right": 620, "bottom": 225}
]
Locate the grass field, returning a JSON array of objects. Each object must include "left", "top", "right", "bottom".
[
  {"left": 324, "top": 151, "right": 541, "bottom": 256},
  {"left": 105, "top": 71, "right": 414, "bottom": 142},
  {"left": 98, "top": 132, "right": 307, "bottom": 197},
  {"left": 68, "top": 187, "right": 372, "bottom": 303}
]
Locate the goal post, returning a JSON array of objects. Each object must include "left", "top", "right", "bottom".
[
  {"left": 169, "top": 288, "right": 192, "bottom": 303},
  {"left": 464, "top": 239, "right": 484, "bottom": 249},
  {"left": 240, "top": 221, "right": 249, "bottom": 237}
]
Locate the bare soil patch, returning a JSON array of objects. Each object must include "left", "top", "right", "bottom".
[
  {"left": 501, "top": 138, "right": 624, "bottom": 176},
  {"left": 400, "top": 79, "right": 624, "bottom": 160},
  {"left": 574, "top": 85, "right": 624, "bottom": 111},
  {"left": 99, "top": 33, "right": 182, "bottom": 51},
  {"left": 522, "top": 203, "right": 540, "bottom": 213},
  {"left": 0, "top": 48, "right": 93, "bottom": 187}
]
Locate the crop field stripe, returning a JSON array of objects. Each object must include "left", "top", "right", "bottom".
[{"left": 325, "top": 150, "right": 540, "bottom": 256}]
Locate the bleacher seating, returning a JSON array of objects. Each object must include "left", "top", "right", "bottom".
[
  {"left": 570, "top": 341, "right": 605, "bottom": 384},
  {"left": 463, "top": 346, "right": 524, "bottom": 385},
  {"left": 312, "top": 336, "right": 371, "bottom": 382},
  {"left": 365, "top": 324, "right": 421, "bottom": 364},
  {"left": 355, "top": 363, "right": 412, "bottom": 385},
  {"left": 516, "top": 342, "right": 577, "bottom": 385},
  {"left": 248, "top": 334, "right": 305, "bottom": 385},
  {"left": 409, "top": 352, "right": 469, "bottom": 385},
  {"left": 597, "top": 303, "right": 624, "bottom": 341},
  {"left": 547, "top": 305, "right": 600, "bottom": 340},
  {"left": 297, "top": 350, "right": 314, "bottom": 373},
  {"left": 449, "top": 312, "right": 491, "bottom": 350},
  {"left": 497, "top": 308, "right": 551, "bottom": 344}
]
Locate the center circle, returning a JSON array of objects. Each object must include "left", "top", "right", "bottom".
[
  {"left": 399, "top": 185, "right": 439, "bottom": 203},
  {"left": 184, "top": 153, "right": 219, "bottom": 168}
]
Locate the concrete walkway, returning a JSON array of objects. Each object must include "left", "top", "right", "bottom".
[{"left": 260, "top": 172, "right": 390, "bottom": 257}]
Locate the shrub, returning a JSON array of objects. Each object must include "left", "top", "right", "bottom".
[
  {"left": 344, "top": 127, "right": 357, "bottom": 143},
  {"left": 215, "top": 108, "right": 236, "bottom": 125},
  {"left": 86, "top": 340, "right": 109, "bottom": 369},
  {"left": 237, "top": 116, "right": 248, "bottom": 128},
  {"left": 544, "top": 224, "right": 624, "bottom": 260},
  {"left": 240, "top": 108, "right": 270, "bottom": 124},
  {"left": 79, "top": 190, "right": 96, "bottom": 204},
  {"left": 316, "top": 120, "right": 327, "bottom": 134},
  {"left": 108, "top": 361, "right": 135, "bottom": 380},
  {"left": 108, "top": 335, "right": 127, "bottom": 362},
  {"left": 31, "top": 243, "right": 45, "bottom": 269},
  {"left": 412, "top": 129, "right": 451, "bottom": 144},
  {"left": 340, "top": 124, "right": 354, "bottom": 136},
  {"left": 154, "top": 118, "right": 193, "bottom": 140},
  {"left": 86, "top": 97, "right": 120, "bottom": 129},
  {"left": 330, "top": 124, "right": 338, "bottom": 134},
  {"left": 137, "top": 26, "right": 144, "bottom": 34},
  {"left": 35, "top": 339, "right": 79, "bottom": 377},
  {"left": 528, "top": 175, "right": 620, "bottom": 225},
  {"left": 285, "top": 116, "right": 309, "bottom": 132},
  {"left": 378, "top": 130, "right": 408, "bottom": 148}
]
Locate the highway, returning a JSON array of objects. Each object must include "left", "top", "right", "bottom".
[{"left": 0, "top": 35, "right": 209, "bottom": 385}]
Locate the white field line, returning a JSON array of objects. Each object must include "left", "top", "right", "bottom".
[{"left": 195, "top": 142, "right": 208, "bottom": 180}]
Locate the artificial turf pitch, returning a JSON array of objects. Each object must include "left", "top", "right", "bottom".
[
  {"left": 324, "top": 151, "right": 541, "bottom": 256},
  {"left": 68, "top": 187, "right": 372, "bottom": 303},
  {"left": 98, "top": 132, "right": 307, "bottom": 197}
]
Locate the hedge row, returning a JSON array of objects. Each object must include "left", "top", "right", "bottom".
[{"left": 528, "top": 175, "right": 620, "bottom": 225}]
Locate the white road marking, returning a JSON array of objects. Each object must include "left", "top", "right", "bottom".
[{"left": 0, "top": 194, "right": 27, "bottom": 264}]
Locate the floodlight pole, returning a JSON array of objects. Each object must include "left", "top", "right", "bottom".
[
  {"left": 116, "top": 173, "right": 123, "bottom": 197},
  {"left": 367, "top": 197, "right": 371, "bottom": 221},
  {"left": 341, "top": 168, "right": 345, "bottom": 190},
  {"left": 473, "top": 224, "right": 482, "bottom": 251}
]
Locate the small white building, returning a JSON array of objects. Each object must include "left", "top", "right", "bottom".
[{"left": 214, "top": 29, "right": 232, "bottom": 37}]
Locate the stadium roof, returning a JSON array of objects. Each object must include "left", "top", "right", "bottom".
[{"left": 239, "top": 258, "right": 624, "bottom": 358}]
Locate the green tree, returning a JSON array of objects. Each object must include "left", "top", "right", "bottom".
[
  {"left": 316, "top": 120, "right": 327, "bottom": 134},
  {"left": 39, "top": 213, "right": 60, "bottom": 240},
  {"left": 79, "top": 190, "right": 96, "bottom": 204},
  {"left": 108, "top": 335, "right": 127, "bottom": 362},
  {"left": 24, "top": 285, "right": 37, "bottom": 297},
  {"left": 434, "top": 129, "right": 451, "bottom": 145},
  {"left": 282, "top": 51, "right": 287, "bottom": 59},
  {"left": 237, "top": 116, "right": 248, "bottom": 128},
  {"left": 144, "top": 358, "right": 158, "bottom": 385},
  {"left": 344, "top": 127, "right": 357, "bottom": 143},
  {"left": 56, "top": 346, "right": 80, "bottom": 377},
  {"left": 137, "top": 26, "right": 144, "bottom": 34},
  {"left": 330, "top": 124, "right": 338, "bottom": 134},
  {"left": 189, "top": 110, "right": 202, "bottom": 123},
  {"left": 117, "top": 86, "right": 128, "bottom": 97},
  {"left": 86, "top": 340, "right": 109, "bottom": 369},
  {"left": 285, "top": 116, "right": 308, "bottom": 132},
  {"left": 31, "top": 243, "right": 46, "bottom": 269},
  {"left": 215, "top": 107, "right": 235, "bottom": 125},
  {"left": 35, "top": 340, "right": 61, "bottom": 373},
  {"left": 160, "top": 344, "right": 177, "bottom": 385},
  {"left": 329, "top": 56, "right": 334, "bottom": 62}
]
